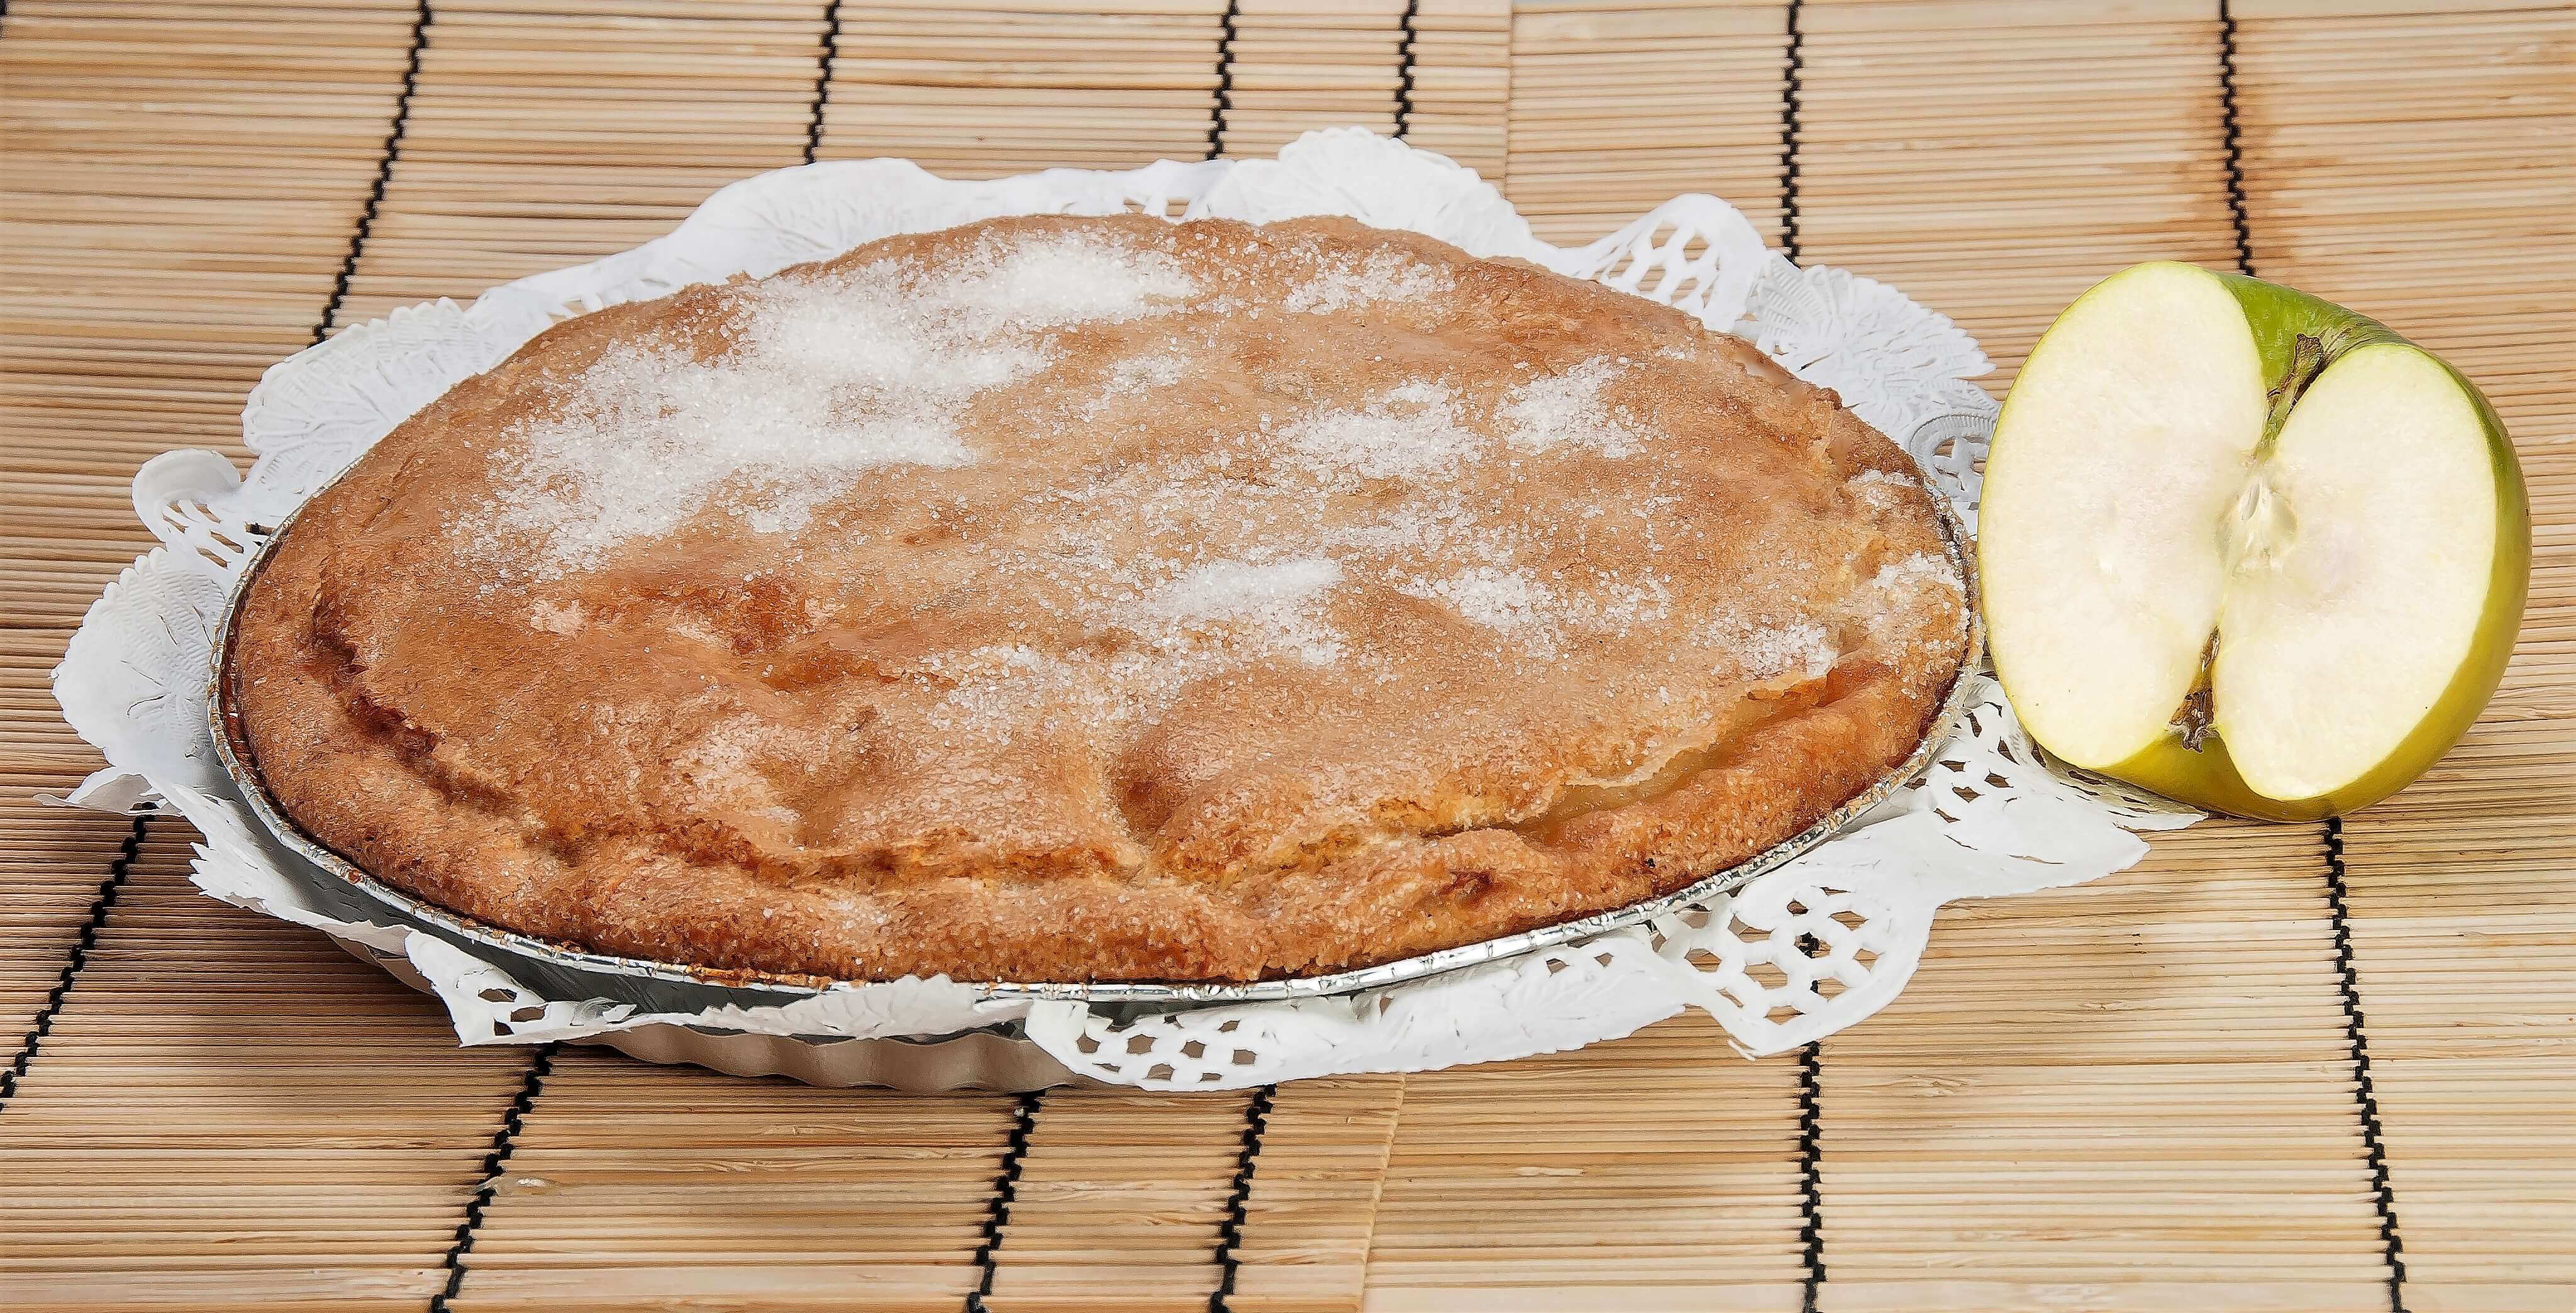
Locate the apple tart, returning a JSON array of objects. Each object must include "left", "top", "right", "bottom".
[{"left": 226, "top": 214, "right": 1970, "bottom": 984}]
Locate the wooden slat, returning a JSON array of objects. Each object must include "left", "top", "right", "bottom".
[
  {"left": 1504, "top": 0, "right": 1791, "bottom": 246},
  {"left": 1211, "top": 0, "right": 1510, "bottom": 177},
  {"left": 1792, "top": 0, "right": 2245, "bottom": 387},
  {"left": 331, "top": 0, "right": 835, "bottom": 327},
  {"left": 448, "top": 1072, "right": 1401, "bottom": 1312},
  {"left": 981, "top": 1089, "right": 1259, "bottom": 1309},
  {"left": 1, "top": 0, "right": 419, "bottom": 493},
  {"left": 1397, "top": 0, "right": 1514, "bottom": 180},
  {"left": 1362, "top": 1013, "right": 1811, "bottom": 1308},
  {"left": 1219, "top": 0, "right": 1407, "bottom": 159},
  {"left": 0, "top": 0, "right": 422, "bottom": 782},
  {"left": 1814, "top": 826, "right": 2394, "bottom": 1309},
  {"left": 0, "top": 841, "right": 534, "bottom": 1309},
  {"left": 446, "top": 1047, "right": 1403, "bottom": 1312},
  {"left": 447, "top": 1051, "right": 1020, "bottom": 1310},
  {"left": 816, "top": 0, "right": 1227, "bottom": 175},
  {"left": 2235, "top": 4, "right": 2576, "bottom": 1306},
  {"left": 1231, "top": 1075, "right": 1405, "bottom": 1313},
  {"left": 0, "top": 794, "right": 130, "bottom": 1068}
]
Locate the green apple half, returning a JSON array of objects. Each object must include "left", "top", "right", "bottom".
[{"left": 1980, "top": 262, "right": 2529, "bottom": 820}]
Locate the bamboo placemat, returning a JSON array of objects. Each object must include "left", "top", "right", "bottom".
[{"left": 3, "top": 1, "right": 2568, "bottom": 1309}]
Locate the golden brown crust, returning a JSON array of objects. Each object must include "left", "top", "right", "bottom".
[{"left": 230, "top": 214, "right": 1967, "bottom": 983}]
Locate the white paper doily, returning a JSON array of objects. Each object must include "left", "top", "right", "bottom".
[{"left": 51, "top": 130, "right": 2196, "bottom": 1090}]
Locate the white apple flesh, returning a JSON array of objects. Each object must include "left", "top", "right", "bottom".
[{"left": 1981, "top": 262, "right": 2529, "bottom": 820}]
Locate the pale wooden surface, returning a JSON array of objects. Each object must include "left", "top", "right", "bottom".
[{"left": 1, "top": 1, "right": 2569, "bottom": 1309}]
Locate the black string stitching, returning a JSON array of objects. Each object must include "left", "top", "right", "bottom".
[
  {"left": 1206, "top": 0, "right": 1241, "bottom": 160},
  {"left": 964, "top": 1090, "right": 1043, "bottom": 1312},
  {"left": 1777, "top": 0, "right": 1806, "bottom": 263},
  {"left": 2215, "top": 11, "right": 2404, "bottom": 1306},
  {"left": 429, "top": 1041, "right": 558, "bottom": 1312},
  {"left": 0, "top": 816, "right": 148, "bottom": 1116},
  {"left": 803, "top": 0, "right": 844, "bottom": 164},
  {"left": 1393, "top": 0, "right": 1422, "bottom": 139},
  {"left": 1206, "top": 1083, "right": 1275, "bottom": 1313},
  {"left": 1776, "top": 8, "right": 1824, "bottom": 1303},
  {"left": 2214, "top": 0, "right": 2258, "bottom": 276},
  {"left": 2327, "top": 818, "right": 2409, "bottom": 1310},
  {"left": 314, "top": 0, "right": 431, "bottom": 346},
  {"left": 1797, "top": 1041, "right": 1825, "bottom": 1310}
]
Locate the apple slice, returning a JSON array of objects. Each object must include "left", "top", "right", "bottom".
[{"left": 1981, "top": 262, "right": 2529, "bottom": 819}]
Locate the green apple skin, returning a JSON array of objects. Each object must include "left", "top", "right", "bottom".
[{"left": 1989, "top": 263, "right": 2531, "bottom": 821}]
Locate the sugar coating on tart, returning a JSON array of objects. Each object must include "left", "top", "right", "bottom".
[{"left": 230, "top": 214, "right": 1968, "bottom": 983}]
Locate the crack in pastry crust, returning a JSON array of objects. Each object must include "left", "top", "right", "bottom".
[{"left": 230, "top": 214, "right": 1968, "bottom": 983}]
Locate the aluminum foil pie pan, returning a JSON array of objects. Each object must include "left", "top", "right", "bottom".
[{"left": 209, "top": 487, "right": 1982, "bottom": 1070}]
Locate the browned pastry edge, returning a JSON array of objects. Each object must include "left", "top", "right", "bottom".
[{"left": 229, "top": 630, "right": 1950, "bottom": 983}]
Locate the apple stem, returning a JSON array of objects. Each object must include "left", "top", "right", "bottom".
[{"left": 2257, "top": 333, "right": 2328, "bottom": 455}]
